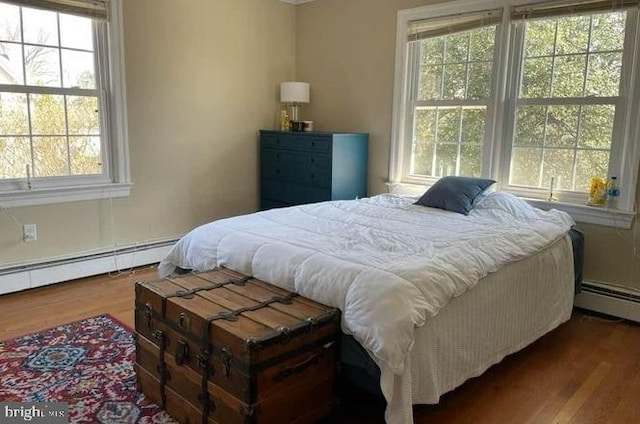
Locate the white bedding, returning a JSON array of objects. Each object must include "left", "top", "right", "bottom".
[{"left": 158, "top": 192, "right": 575, "bottom": 423}]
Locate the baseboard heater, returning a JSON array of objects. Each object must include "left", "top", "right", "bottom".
[
  {"left": 575, "top": 281, "right": 640, "bottom": 323},
  {"left": 0, "top": 238, "right": 178, "bottom": 296}
]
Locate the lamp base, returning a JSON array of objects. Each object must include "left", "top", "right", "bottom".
[{"left": 289, "top": 104, "right": 300, "bottom": 122}]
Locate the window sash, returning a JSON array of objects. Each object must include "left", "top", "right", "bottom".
[
  {"left": 498, "top": 10, "right": 636, "bottom": 203},
  {"left": 0, "top": 5, "right": 110, "bottom": 186},
  {"left": 403, "top": 18, "right": 500, "bottom": 183}
]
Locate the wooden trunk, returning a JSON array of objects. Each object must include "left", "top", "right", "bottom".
[{"left": 134, "top": 267, "right": 341, "bottom": 424}]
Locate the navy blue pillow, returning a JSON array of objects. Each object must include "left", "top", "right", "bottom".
[{"left": 415, "top": 176, "right": 496, "bottom": 215}]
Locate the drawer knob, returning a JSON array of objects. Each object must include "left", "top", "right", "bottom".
[
  {"left": 310, "top": 158, "right": 315, "bottom": 163},
  {"left": 311, "top": 141, "right": 315, "bottom": 146}
]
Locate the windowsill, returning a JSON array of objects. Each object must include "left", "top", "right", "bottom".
[
  {"left": 0, "top": 183, "right": 133, "bottom": 208},
  {"left": 524, "top": 198, "right": 635, "bottom": 229},
  {"left": 386, "top": 182, "right": 636, "bottom": 229}
]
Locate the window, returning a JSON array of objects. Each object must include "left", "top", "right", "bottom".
[
  {"left": 391, "top": 0, "right": 640, "bottom": 225},
  {"left": 0, "top": 0, "right": 129, "bottom": 207}
]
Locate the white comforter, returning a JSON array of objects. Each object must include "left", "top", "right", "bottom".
[{"left": 159, "top": 192, "right": 574, "bottom": 423}]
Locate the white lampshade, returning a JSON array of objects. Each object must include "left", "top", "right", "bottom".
[{"left": 280, "top": 82, "right": 310, "bottom": 104}]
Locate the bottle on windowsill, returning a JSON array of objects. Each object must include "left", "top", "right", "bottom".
[{"left": 607, "top": 176, "right": 620, "bottom": 209}]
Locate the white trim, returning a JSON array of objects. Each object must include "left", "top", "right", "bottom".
[
  {"left": 525, "top": 198, "right": 635, "bottom": 229},
  {"left": 0, "top": 182, "right": 132, "bottom": 207},
  {"left": 107, "top": 0, "right": 130, "bottom": 185},
  {"left": 278, "top": 0, "right": 316, "bottom": 4},
  {"left": 0, "top": 238, "right": 177, "bottom": 295},
  {"left": 575, "top": 281, "right": 640, "bottom": 323}
]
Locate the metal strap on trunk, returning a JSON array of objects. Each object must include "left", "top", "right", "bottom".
[
  {"left": 164, "top": 275, "right": 252, "bottom": 299},
  {"left": 203, "top": 292, "right": 299, "bottom": 323}
]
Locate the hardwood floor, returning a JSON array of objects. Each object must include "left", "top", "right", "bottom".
[{"left": 1, "top": 265, "right": 639, "bottom": 423}]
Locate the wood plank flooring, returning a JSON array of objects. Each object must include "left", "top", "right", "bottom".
[{"left": 1, "top": 265, "right": 639, "bottom": 423}]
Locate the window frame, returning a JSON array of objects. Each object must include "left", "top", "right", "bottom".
[
  {"left": 0, "top": 0, "right": 130, "bottom": 207},
  {"left": 390, "top": 0, "right": 640, "bottom": 228}
]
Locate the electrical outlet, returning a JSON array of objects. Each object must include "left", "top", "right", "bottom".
[{"left": 23, "top": 224, "right": 37, "bottom": 242}]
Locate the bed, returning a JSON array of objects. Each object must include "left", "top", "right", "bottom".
[{"left": 158, "top": 189, "right": 577, "bottom": 424}]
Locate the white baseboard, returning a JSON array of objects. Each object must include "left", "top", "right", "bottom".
[
  {"left": 574, "top": 281, "right": 640, "bottom": 323},
  {"left": 0, "top": 240, "right": 177, "bottom": 295}
]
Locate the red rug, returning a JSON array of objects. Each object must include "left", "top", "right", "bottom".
[{"left": 0, "top": 315, "right": 176, "bottom": 423}]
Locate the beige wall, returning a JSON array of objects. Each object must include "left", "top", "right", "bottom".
[
  {"left": 295, "top": 0, "right": 640, "bottom": 291},
  {"left": 0, "top": 0, "right": 295, "bottom": 266}
]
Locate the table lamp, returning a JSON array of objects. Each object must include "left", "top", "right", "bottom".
[{"left": 280, "top": 82, "right": 309, "bottom": 123}]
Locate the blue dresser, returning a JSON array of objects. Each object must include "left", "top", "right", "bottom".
[{"left": 259, "top": 130, "right": 368, "bottom": 210}]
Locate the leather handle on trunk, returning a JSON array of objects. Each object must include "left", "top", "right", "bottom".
[{"left": 273, "top": 351, "right": 322, "bottom": 382}]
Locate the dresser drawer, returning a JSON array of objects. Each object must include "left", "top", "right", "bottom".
[
  {"left": 261, "top": 134, "right": 331, "bottom": 153},
  {"left": 261, "top": 150, "right": 332, "bottom": 188},
  {"left": 261, "top": 181, "right": 331, "bottom": 205}
]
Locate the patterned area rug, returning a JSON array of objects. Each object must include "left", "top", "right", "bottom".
[{"left": 0, "top": 315, "right": 176, "bottom": 423}]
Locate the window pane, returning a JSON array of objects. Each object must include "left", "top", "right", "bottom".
[
  {"left": 515, "top": 106, "right": 545, "bottom": 147},
  {"left": 69, "top": 136, "right": 101, "bottom": 175},
  {"left": 0, "top": 3, "right": 21, "bottom": 42},
  {"left": 30, "top": 94, "right": 65, "bottom": 135},
  {"left": 590, "top": 12, "right": 626, "bottom": 52},
  {"left": 0, "top": 137, "right": 30, "bottom": 178},
  {"left": 418, "top": 64, "right": 442, "bottom": 100},
  {"left": 62, "top": 49, "right": 95, "bottom": 89},
  {"left": 442, "top": 64, "right": 466, "bottom": 99},
  {"left": 586, "top": 52, "right": 622, "bottom": 97},
  {"left": 510, "top": 147, "right": 542, "bottom": 187},
  {"left": 546, "top": 105, "right": 579, "bottom": 148},
  {"left": 552, "top": 55, "right": 586, "bottom": 97},
  {"left": 25, "top": 45, "right": 61, "bottom": 87},
  {"left": 469, "top": 26, "right": 495, "bottom": 61},
  {"left": 555, "top": 15, "right": 590, "bottom": 55},
  {"left": 467, "top": 61, "right": 491, "bottom": 99},
  {"left": 413, "top": 109, "right": 436, "bottom": 176},
  {"left": 33, "top": 136, "right": 68, "bottom": 177},
  {"left": 22, "top": 7, "right": 59, "bottom": 46},
  {"left": 437, "top": 108, "right": 460, "bottom": 143},
  {"left": 0, "top": 42, "right": 25, "bottom": 84},
  {"left": 579, "top": 105, "right": 614, "bottom": 149},
  {"left": 525, "top": 20, "right": 555, "bottom": 57},
  {"left": 575, "top": 150, "right": 609, "bottom": 191},
  {"left": 60, "top": 14, "right": 93, "bottom": 51},
  {"left": 412, "top": 141, "right": 434, "bottom": 176},
  {"left": 521, "top": 57, "right": 552, "bottom": 98},
  {"left": 461, "top": 108, "right": 485, "bottom": 144},
  {"left": 460, "top": 144, "right": 481, "bottom": 177},
  {"left": 67, "top": 96, "right": 100, "bottom": 135},
  {"left": 541, "top": 148, "right": 575, "bottom": 190},
  {"left": 415, "top": 108, "right": 436, "bottom": 142},
  {"left": 420, "top": 37, "right": 444, "bottom": 65},
  {"left": 435, "top": 143, "right": 458, "bottom": 176},
  {"left": 445, "top": 32, "right": 468, "bottom": 63},
  {"left": 0, "top": 93, "right": 29, "bottom": 135}
]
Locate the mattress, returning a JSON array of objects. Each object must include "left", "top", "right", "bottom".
[{"left": 354, "top": 235, "right": 574, "bottom": 423}]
